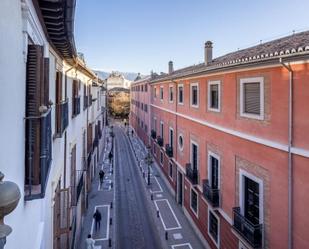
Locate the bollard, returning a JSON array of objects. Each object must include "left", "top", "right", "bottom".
[
  {"left": 151, "top": 194, "right": 153, "bottom": 201},
  {"left": 110, "top": 201, "right": 113, "bottom": 209},
  {"left": 157, "top": 210, "right": 160, "bottom": 218},
  {"left": 110, "top": 217, "right": 112, "bottom": 225},
  {"left": 108, "top": 238, "right": 112, "bottom": 247},
  {"left": 165, "top": 231, "right": 168, "bottom": 240}
]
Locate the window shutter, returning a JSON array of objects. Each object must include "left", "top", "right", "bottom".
[
  {"left": 25, "top": 45, "right": 43, "bottom": 185},
  {"left": 244, "top": 82, "right": 260, "bottom": 114},
  {"left": 43, "top": 58, "right": 50, "bottom": 106},
  {"left": 56, "top": 71, "right": 62, "bottom": 133}
]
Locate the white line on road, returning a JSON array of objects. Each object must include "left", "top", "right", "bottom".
[
  {"left": 150, "top": 176, "right": 163, "bottom": 193},
  {"left": 90, "top": 205, "right": 110, "bottom": 241},
  {"left": 171, "top": 243, "right": 193, "bottom": 249},
  {"left": 153, "top": 199, "right": 182, "bottom": 231}
]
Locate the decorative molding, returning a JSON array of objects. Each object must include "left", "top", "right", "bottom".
[{"left": 151, "top": 104, "right": 309, "bottom": 158}]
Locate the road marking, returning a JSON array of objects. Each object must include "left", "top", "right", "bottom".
[
  {"left": 154, "top": 199, "right": 181, "bottom": 230},
  {"left": 173, "top": 233, "right": 183, "bottom": 240},
  {"left": 90, "top": 205, "right": 110, "bottom": 241},
  {"left": 156, "top": 194, "right": 163, "bottom": 198},
  {"left": 171, "top": 243, "right": 193, "bottom": 249},
  {"left": 150, "top": 177, "right": 163, "bottom": 193}
]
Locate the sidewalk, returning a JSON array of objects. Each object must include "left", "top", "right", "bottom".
[
  {"left": 126, "top": 125, "right": 207, "bottom": 249},
  {"left": 77, "top": 127, "right": 115, "bottom": 249}
]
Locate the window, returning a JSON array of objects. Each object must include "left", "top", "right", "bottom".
[
  {"left": 169, "top": 128, "right": 174, "bottom": 148},
  {"left": 208, "top": 81, "right": 220, "bottom": 112},
  {"left": 190, "top": 188, "right": 198, "bottom": 215},
  {"left": 144, "top": 104, "right": 148, "bottom": 112},
  {"left": 169, "top": 85, "right": 173, "bottom": 102},
  {"left": 154, "top": 87, "right": 157, "bottom": 98},
  {"left": 160, "top": 151, "right": 164, "bottom": 165},
  {"left": 239, "top": 170, "right": 263, "bottom": 225},
  {"left": 160, "top": 86, "right": 164, "bottom": 100},
  {"left": 190, "top": 83, "right": 199, "bottom": 107},
  {"left": 160, "top": 121, "right": 164, "bottom": 139},
  {"left": 145, "top": 84, "right": 148, "bottom": 92},
  {"left": 178, "top": 134, "right": 184, "bottom": 151},
  {"left": 190, "top": 141, "right": 198, "bottom": 171},
  {"left": 208, "top": 152, "right": 220, "bottom": 189},
  {"left": 169, "top": 162, "right": 173, "bottom": 179},
  {"left": 178, "top": 84, "right": 184, "bottom": 104},
  {"left": 240, "top": 77, "right": 264, "bottom": 120},
  {"left": 208, "top": 210, "right": 220, "bottom": 247}
]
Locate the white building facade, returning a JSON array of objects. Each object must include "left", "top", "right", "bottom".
[
  {"left": 0, "top": 1, "right": 106, "bottom": 249},
  {"left": 106, "top": 71, "right": 132, "bottom": 90}
]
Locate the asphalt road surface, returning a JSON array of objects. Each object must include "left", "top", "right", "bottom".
[{"left": 114, "top": 125, "right": 162, "bottom": 249}]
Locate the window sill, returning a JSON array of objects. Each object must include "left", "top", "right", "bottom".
[{"left": 240, "top": 112, "right": 264, "bottom": 120}]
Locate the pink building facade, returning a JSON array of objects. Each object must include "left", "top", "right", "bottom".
[{"left": 130, "top": 32, "right": 309, "bottom": 249}]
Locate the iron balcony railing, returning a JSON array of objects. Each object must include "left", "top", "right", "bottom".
[
  {"left": 185, "top": 163, "right": 198, "bottom": 185},
  {"left": 93, "top": 135, "right": 99, "bottom": 148},
  {"left": 55, "top": 100, "right": 69, "bottom": 136},
  {"left": 72, "top": 96, "right": 81, "bottom": 117},
  {"left": 233, "top": 207, "right": 263, "bottom": 248},
  {"left": 88, "top": 94, "right": 93, "bottom": 106},
  {"left": 25, "top": 109, "right": 52, "bottom": 200},
  {"left": 157, "top": 136, "right": 163, "bottom": 147},
  {"left": 151, "top": 129, "right": 157, "bottom": 139},
  {"left": 202, "top": 179, "right": 220, "bottom": 207},
  {"left": 76, "top": 170, "right": 84, "bottom": 204},
  {"left": 165, "top": 144, "right": 173, "bottom": 157}
]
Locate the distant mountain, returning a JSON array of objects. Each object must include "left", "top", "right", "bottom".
[{"left": 94, "top": 70, "right": 142, "bottom": 81}]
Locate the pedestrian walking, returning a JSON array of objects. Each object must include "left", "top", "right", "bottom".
[
  {"left": 131, "top": 129, "right": 134, "bottom": 137},
  {"left": 93, "top": 209, "right": 102, "bottom": 231},
  {"left": 99, "top": 170, "right": 105, "bottom": 185},
  {"left": 108, "top": 151, "right": 113, "bottom": 163},
  {"left": 86, "top": 234, "right": 95, "bottom": 249}
]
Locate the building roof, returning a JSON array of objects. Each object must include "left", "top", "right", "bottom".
[
  {"left": 108, "top": 87, "right": 130, "bottom": 93},
  {"left": 151, "top": 31, "right": 309, "bottom": 82}
]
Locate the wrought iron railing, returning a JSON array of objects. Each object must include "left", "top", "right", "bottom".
[
  {"left": 185, "top": 163, "right": 198, "bottom": 185},
  {"left": 88, "top": 94, "right": 93, "bottom": 106},
  {"left": 83, "top": 95, "right": 88, "bottom": 110},
  {"left": 157, "top": 136, "right": 163, "bottom": 147},
  {"left": 151, "top": 129, "right": 157, "bottom": 139},
  {"left": 233, "top": 207, "right": 263, "bottom": 248},
  {"left": 25, "top": 109, "right": 52, "bottom": 200},
  {"left": 165, "top": 144, "right": 173, "bottom": 157},
  {"left": 202, "top": 179, "right": 220, "bottom": 207},
  {"left": 55, "top": 100, "right": 69, "bottom": 136}
]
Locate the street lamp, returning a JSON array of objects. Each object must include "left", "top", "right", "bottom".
[
  {"left": 0, "top": 172, "right": 21, "bottom": 249},
  {"left": 144, "top": 146, "right": 153, "bottom": 186}
]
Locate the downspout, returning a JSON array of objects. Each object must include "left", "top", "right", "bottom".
[
  {"left": 172, "top": 79, "right": 178, "bottom": 202},
  {"left": 280, "top": 58, "right": 293, "bottom": 249}
]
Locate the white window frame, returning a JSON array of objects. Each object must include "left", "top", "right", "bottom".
[
  {"left": 208, "top": 151, "right": 220, "bottom": 189},
  {"left": 190, "top": 82, "right": 199, "bottom": 108},
  {"left": 190, "top": 187, "right": 199, "bottom": 217},
  {"left": 154, "top": 86, "right": 157, "bottom": 99},
  {"left": 169, "top": 85, "right": 174, "bottom": 103},
  {"left": 178, "top": 84, "right": 184, "bottom": 105},
  {"left": 239, "top": 169, "right": 264, "bottom": 224},
  {"left": 208, "top": 208, "right": 220, "bottom": 248},
  {"left": 169, "top": 161, "right": 173, "bottom": 181},
  {"left": 190, "top": 140, "right": 199, "bottom": 171},
  {"left": 160, "top": 86, "right": 164, "bottom": 101},
  {"left": 240, "top": 77, "right": 264, "bottom": 120},
  {"left": 169, "top": 127, "right": 174, "bottom": 147},
  {"left": 208, "top": 80, "right": 221, "bottom": 112},
  {"left": 178, "top": 133, "right": 184, "bottom": 151},
  {"left": 160, "top": 121, "right": 164, "bottom": 139}
]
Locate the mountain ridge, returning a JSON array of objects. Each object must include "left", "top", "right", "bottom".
[{"left": 94, "top": 70, "right": 142, "bottom": 81}]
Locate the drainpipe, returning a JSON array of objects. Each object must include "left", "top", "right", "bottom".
[
  {"left": 172, "top": 79, "right": 178, "bottom": 202},
  {"left": 280, "top": 58, "right": 293, "bottom": 249}
]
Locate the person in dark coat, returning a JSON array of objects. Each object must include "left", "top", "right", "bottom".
[
  {"left": 108, "top": 151, "right": 113, "bottom": 163},
  {"left": 93, "top": 209, "right": 102, "bottom": 231},
  {"left": 99, "top": 170, "right": 105, "bottom": 185}
]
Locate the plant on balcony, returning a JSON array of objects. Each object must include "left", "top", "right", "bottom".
[{"left": 165, "top": 144, "right": 173, "bottom": 157}]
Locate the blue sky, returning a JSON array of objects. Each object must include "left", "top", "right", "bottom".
[{"left": 75, "top": 0, "right": 309, "bottom": 74}]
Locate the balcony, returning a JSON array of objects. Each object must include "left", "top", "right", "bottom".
[
  {"left": 25, "top": 109, "right": 52, "bottom": 200},
  {"left": 165, "top": 144, "right": 173, "bottom": 158},
  {"left": 202, "top": 180, "right": 220, "bottom": 208},
  {"left": 185, "top": 163, "right": 198, "bottom": 185},
  {"left": 151, "top": 129, "right": 157, "bottom": 139},
  {"left": 88, "top": 94, "right": 93, "bottom": 106},
  {"left": 156, "top": 136, "right": 163, "bottom": 147},
  {"left": 55, "top": 100, "right": 69, "bottom": 136},
  {"left": 93, "top": 135, "right": 99, "bottom": 148},
  {"left": 72, "top": 95, "right": 81, "bottom": 117},
  {"left": 71, "top": 170, "right": 84, "bottom": 206},
  {"left": 233, "top": 207, "right": 263, "bottom": 248}
]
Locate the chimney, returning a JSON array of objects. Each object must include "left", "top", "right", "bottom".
[
  {"left": 204, "top": 41, "right": 213, "bottom": 65},
  {"left": 168, "top": 61, "right": 174, "bottom": 74}
]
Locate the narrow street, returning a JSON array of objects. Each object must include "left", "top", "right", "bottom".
[{"left": 114, "top": 125, "right": 162, "bottom": 249}]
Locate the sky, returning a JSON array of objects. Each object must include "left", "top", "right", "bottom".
[{"left": 75, "top": 0, "right": 309, "bottom": 75}]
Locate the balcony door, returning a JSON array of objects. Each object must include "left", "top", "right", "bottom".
[
  {"left": 208, "top": 153, "right": 219, "bottom": 189},
  {"left": 169, "top": 128, "right": 173, "bottom": 148},
  {"left": 191, "top": 142, "right": 198, "bottom": 171},
  {"left": 244, "top": 176, "right": 260, "bottom": 225}
]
